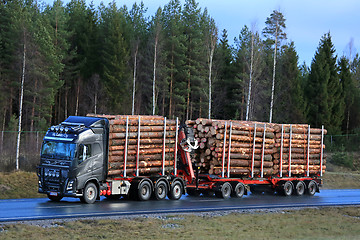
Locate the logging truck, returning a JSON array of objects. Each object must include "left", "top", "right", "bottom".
[{"left": 37, "top": 115, "right": 325, "bottom": 203}]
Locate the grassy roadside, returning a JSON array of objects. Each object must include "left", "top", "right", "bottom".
[
  {"left": 1, "top": 207, "right": 360, "bottom": 239},
  {"left": 1, "top": 164, "right": 360, "bottom": 200},
  {"left": 0, "top": 171, "right": 42, "bottom": 199}
]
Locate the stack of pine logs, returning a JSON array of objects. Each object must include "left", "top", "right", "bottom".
[
  {"left": 87, "top": 114, "right": 177, "bottom": 177},
  {"left": 186, "top": 118, "right": 326, "bottom": 178},
  {"left": 273, "top": 124, "right": 326, "bottom": 176}
]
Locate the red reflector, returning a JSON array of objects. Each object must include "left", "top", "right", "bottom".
[{"left": 107, "top": 190, "right": 111, "bottom": 195}]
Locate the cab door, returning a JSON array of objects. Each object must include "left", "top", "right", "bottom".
[{"left": 75, "top": 144, "right": 93, "bottom": 190}]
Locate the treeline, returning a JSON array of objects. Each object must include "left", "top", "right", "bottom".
[{"left": 0, "top": 0, "right": 359, "bottom": 135}]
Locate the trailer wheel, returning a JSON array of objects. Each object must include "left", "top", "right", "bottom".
[
  {"left": 282, "top": 181, "right": 293, "bottom": 196},
  {"left": 138, "top": 181, "right": 152, "bottom": 201},
  {"left": 231, "top": 182, "right": 245, "bottom": 198},
  {"left": 47, "top": 194, "right": 63, "bottom": 202},
  {"left": 306, "top": 180, "right": 317, "bottom": 196},
  {"left": 81, "top": 182, "right": 98, "bottom": 204},
  {"left": 153, "top": 180, "right": 168, "bottom": 200},
  {"left": 294, "top": 181, "right": 305, "bottom": 196},
  {"left": 168, "top": 181, "right": 183, "bottom": 200},
  {"left": 215, "top": 182, "right": 232, "bottom": 199}
]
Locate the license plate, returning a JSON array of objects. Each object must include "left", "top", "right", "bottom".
[{"left": 49, "top": 192, "right": 58, "bottom": 196}]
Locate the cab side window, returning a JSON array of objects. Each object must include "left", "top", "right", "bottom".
[
  {"left": 78, "top": 144, "right": 91, "bottom": 164},
  {"left": 92, "top": 143, "right": 102, "bottom": 156}
]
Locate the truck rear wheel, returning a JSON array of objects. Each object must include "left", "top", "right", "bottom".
[
  {"left": 231, "top": 182, "right": 245, "bottom": 198},
  {"left": 153, "top": 180, "right": 168, "bottom": 200},
  {"left": 168, "top": 181, "right": 183, "bottom": 200},
  {"left": 138, "top": 181, "right": 152, "bottom": 201},
  {"left": 81, "top": 182, "right": 98, "bottom": 204},
  {"left": 306, "top": 180, "right": 317, "bottom": 196},
  {"left": 215, "top": 182, "right": 232, "bottom": 199},
  {"left": 282, "top": 181, "right": 293, "bottom": 196},
  {"left": 295, "top": 181, "right": 305, "bottom": 196}
]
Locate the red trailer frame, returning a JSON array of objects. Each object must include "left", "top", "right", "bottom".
[{"left": 179, "top": 122, "right": 325, "bottom": 198}]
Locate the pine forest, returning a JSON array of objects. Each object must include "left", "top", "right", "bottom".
[{"left": 1, "top": 0, "right": 360, "bottom": 136}]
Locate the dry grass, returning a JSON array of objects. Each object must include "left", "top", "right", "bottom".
[
  {"left": 1, "top": 207, "right": 360, "bottom": 240},
  {"left": 0, "top": 171, "right": 42, "bottom": 199}
]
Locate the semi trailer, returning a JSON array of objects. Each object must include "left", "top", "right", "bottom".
[{"left": 37, "top": 115, "right": 326, "bottom": 203}]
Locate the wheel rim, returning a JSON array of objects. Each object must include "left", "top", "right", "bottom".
[
  {"left": 308, "top": 181, "right": 316, "bottom": 195},
  {"left": 173, "top": 184, "right": 181, "bottom": 198},
  {"left": 142, "top": 185, "right": 149, "bottom": 196},
  {"left": 222, "top": 183, "right": 231, "bottom": 198},
  {"left": 156, "top": 183, "right": 167, "bottom": 199},
  {"left": 234, "top": 183, "right": 244, "bottom": 197},
  {"left": 284, "top": 182, "right": 293, "bottom": 196},
  {"left": 139, "top": 182, "right": 151, "bottom": 200},
  {"left": 296, "top": 182, "right": 305, "bottom": 195},
  {"left": 86, "top": 186, "right": 96, "bottom": 201}
]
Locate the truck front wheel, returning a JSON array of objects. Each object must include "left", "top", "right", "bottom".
[{"left": 81, "top": 182, "right": 98, "bottom": 204}]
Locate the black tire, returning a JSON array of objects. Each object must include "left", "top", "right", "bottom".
[
  {"left": 153, "top": 181, "right": 168, "bottom": 200},
  {"left": 215, "top": 182, "right": 232, "bottom": 199},
  {"left": 168, "top": 181, "right": 183, "bottom": 200},
  {"left": 307, "top": 180, "right": 317, "bottom": 196},
  {"left": 81, "top": 182, "right": 98, "bottom": 204},
  {"left": 187, "top": 188, "right": 200, "bottom": 197},
  {"left": 138, "top": 181, "right": 152, "bottom": 201},
  {"left": 231, "top": 182, "right": 245, "bottom": 198},
  {"left": 47, "top": 194, "right": 63, "bottom": 202},
  {"left": 282, "top": 181, "right": 293, "bottom": 196},
  {"left": 295, "top": 181, "right": 306, "bottom": 196}
]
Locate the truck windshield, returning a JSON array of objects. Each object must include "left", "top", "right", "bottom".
[{"left": 41, "top": 141, "right": 76, "bottom": 160}]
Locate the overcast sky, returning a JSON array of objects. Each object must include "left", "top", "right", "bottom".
[{"left": 42, "top": 0, "right": 360, "bottom": 65}]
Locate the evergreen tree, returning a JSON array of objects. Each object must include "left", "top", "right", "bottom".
[
  {"left": 66, "top": 0, "right": 99, "bottom": 116},
  {"left": 338, "top": 56, "right": 355, "bottom": 134},
  {"left": 149, "top": 7, "right": 166, "bottom": 115},
  {"left": 275, "top": 42, "right": 305, "bottom": 123},
  {"left": 43, "top": 0, "right": 70, "bottom": 123},
  {"left": 306, "top": 33, "right": 344, "bottom": 134},
  {"left": 98, "top": 2, "right": 131, "bottom": 114},
  {"left": 212, "top": 29, "right": 239, "bottom": 119},
  {"left": 162, "top": 0, "right": 186, "bottom": 118},
  {"left": 0, "top": 0, "right": 23, "bottom": 130},
  {"left": 182, "top": 0, "right": 207, "bottom": 120}
]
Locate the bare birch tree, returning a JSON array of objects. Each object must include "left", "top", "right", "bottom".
[
  {"left": 263, "top": 10, "right": 287, "bottom": 123},
  {"left": 16, "top": 29, "right": 26, "bottom": 170},
  {"left": 204, "top": 17, "right": 217, "bottom": 119}
]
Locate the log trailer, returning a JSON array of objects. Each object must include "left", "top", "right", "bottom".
[{"left": 37, "top": 115, "right": 325, "bottom": 203}]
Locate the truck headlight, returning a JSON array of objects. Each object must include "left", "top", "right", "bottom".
[{"left": 67, "top": 180, "right": 74, "bottom": 191}]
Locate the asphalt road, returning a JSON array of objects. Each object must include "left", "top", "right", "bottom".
[{"left": 1, "top": 189, "right": 360, "bottom": 222}]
